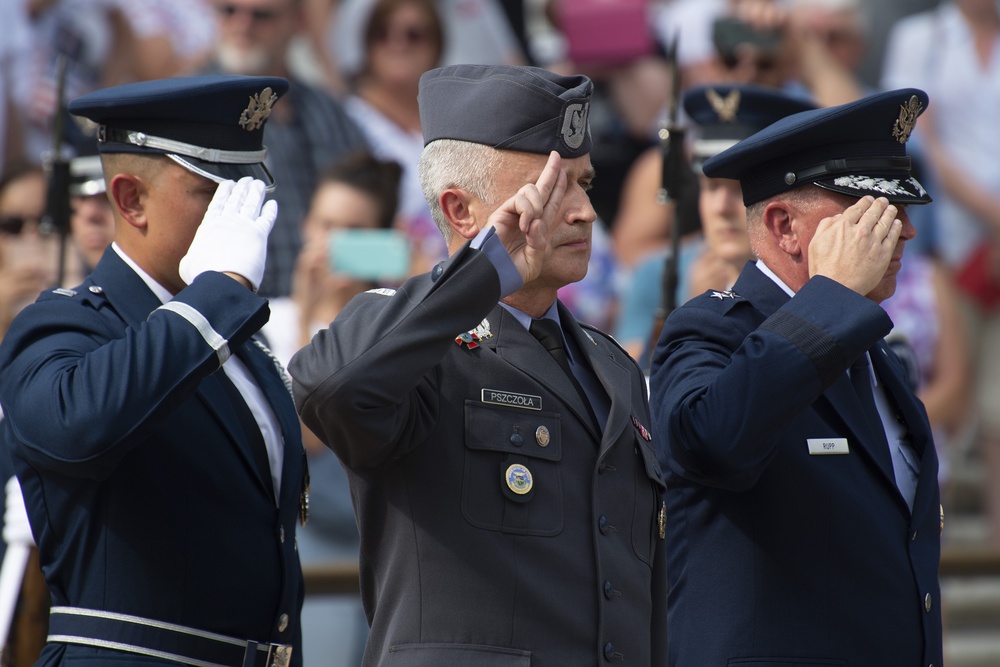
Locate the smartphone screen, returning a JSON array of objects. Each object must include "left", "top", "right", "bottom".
[{"left": 328, "top": 229, "right": 410, "bottom": 281}]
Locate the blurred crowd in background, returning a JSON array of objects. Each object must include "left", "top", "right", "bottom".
[{"left": 1, "top": 0, "right": 998, "bottom": 664}]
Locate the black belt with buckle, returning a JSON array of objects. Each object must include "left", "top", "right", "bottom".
[{"left": 47, "top": 606, "right": 293, "bottom": 667}]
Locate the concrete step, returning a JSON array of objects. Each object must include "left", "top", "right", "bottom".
[
  {"left": 942, "top": 577, "right": 1000, "bottom": 667},
  {"left": 943, "top": 577, "right": 1000, "bottom": 628},
  {"left": 944, "top": 631, "right": 1000, "bottom": 667}
]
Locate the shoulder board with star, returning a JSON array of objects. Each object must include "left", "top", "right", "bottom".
[{"left": 690, "top": 289, "right": 747, "bottom": 314}]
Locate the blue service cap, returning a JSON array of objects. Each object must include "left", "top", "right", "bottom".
[
  {"left": 67, "top": 74, "right": 289, "bottom": 191},
  {"left": 418, "top": 64, "right": 593, "bottom": 158},
  {"left": 702, "top": 88, "right": 932, "bottom": 206},
  {"left": 61, "top": 111, "right": 105, "bottom": 196},
  {"left": 683, "top": 84, "right": 816, "bottom": 166}
]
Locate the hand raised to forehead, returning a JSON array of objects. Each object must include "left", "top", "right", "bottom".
[
  {"left": 808, "top": 195, "right": 901, "bottom": 297},
  {"left": 485, "top": 151, "right": 568, "bottom": 286}
]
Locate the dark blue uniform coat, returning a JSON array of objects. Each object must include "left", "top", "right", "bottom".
[
  {"left": 649, "top": 262, "right": 942, "bottom": 667},
  {"left": 0, "top": 248, "right": 305, "bottom": 666},
  {"left": 291, "top": 242, "right": 668, "bottom": 666}
]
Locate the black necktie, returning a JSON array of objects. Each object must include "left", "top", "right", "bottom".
[{"left": 530, "top": 318, "right": 599, "bottom": 429}]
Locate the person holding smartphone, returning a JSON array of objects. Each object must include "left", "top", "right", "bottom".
[{"left": 262, "top": 151, "right": 407, "bottom": 369}]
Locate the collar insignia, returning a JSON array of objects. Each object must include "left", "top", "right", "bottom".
[
  {"left": 706, "top": 88, "right": 741, "bottom": 122},
  {"left": 710, "top": 290, "right": 740, "bottom": 300},
  {"left": 456, "top": 318, "right": 493, "bottom": 349},
  {"left": 891, "top": 95, "right": 922, "bottom": 144},
  {"left": 239, "top": 87, "right": 278, "bottom": 131}
]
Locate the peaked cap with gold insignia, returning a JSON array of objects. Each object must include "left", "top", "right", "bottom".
[
  {"left": 682, "top": 84, "right": 815, "bottom": 169},
  {"left": 418, "top": 64, "right": 593, "bottom": 158},
  {"left": 702, "top": 87, "right": 932, "bottom": 206},
  {"left": 68, "top": 74, "right": 289, "bottom": 191}
]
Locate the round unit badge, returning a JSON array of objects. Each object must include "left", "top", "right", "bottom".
[{"left": 505, "top": 463, "right": 533, "bottom": 495}]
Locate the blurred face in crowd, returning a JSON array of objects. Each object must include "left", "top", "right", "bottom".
[
  {"left": 214, "top": 0, "right": 301, "bottom": 75},
  {"left": 70, "top": 192, "right": 115, "bottom": 270},
  {"left": 795, "top": 3, "right": 866, "bottom": 73},
  {"left": 0, "top": 167, "right": 57, "bottom": 278},
  {"left": 301, "top": 180, "right": 383, "bottom": 288},
  {"left": 698, "top": 174, "right": 752, "bottom": 264},
  {"left": 364, "top": 0, "right": 443, "bottom": 87},
  {"left": 305, "top": 181, "right": 380, "bottom": 240},
  {"left": 0, "top": 166, "right": 58, "bottom": 327},
  {"left": 0, "top": 168, "right": 46, "bottom": 241}
]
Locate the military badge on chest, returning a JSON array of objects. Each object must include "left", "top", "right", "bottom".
[
  {"left": 455, "top": 318, "right": 493, "bottom": 349},
  {"left": 503, "top": 462, "right": 534, "bottom": 502}
]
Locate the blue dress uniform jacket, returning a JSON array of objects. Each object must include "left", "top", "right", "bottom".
[
  {"left": 649, "top": 262, "right": 943, "bottom": 667},
  {"left": 0, "top": 248, "right": 305, "bottom": 666},
  {"left": 290, "top": 241, "right": 667, "bottom": 667}
]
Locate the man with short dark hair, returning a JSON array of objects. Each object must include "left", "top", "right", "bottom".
[{"left": 0, "top": 75, "right": 307, "bottom": 667}]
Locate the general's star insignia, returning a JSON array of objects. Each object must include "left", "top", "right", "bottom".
[{"left": 710, "top": 290, "right": 739, "bottom": 300}]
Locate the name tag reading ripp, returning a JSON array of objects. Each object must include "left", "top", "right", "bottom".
[
  {"left": 482, "top": 389, "right": 542, "bottom": 410},
  {"left": 807, "top": 438, "right": 850, "bottom": 455}
]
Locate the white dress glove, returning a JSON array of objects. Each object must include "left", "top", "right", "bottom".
[
  {"left": 179, "top": 176, "right": 278, "bottom": 292},
  {"left": 3, "top": 476, "right": 33, "bottom": 547}
]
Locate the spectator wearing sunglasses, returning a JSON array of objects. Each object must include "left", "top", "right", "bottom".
[
  {"left": 0, "top": 163, "right": 57, "bottom": 339},
  {"left": 340, "top": 0, "right": 447, "bottom": 279},
  {"left": 202, "top": 0, "right": 370, "bottom": 300}
]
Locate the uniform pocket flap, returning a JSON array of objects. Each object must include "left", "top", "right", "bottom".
[
  {"left": 386, "top": 642, "right": 531, "bottom": 666},
  {"left": 465, "top": 401, "right": 561, "bottom": 461}
]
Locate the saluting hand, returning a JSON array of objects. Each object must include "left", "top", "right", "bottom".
[
  {"left": 486, "top": 151, "right": 568, "bottom": 285},
  {"left": 179, "top": 176, "right": 278, "bottom": 292},
  {"left": 808, "top": 195, "right": 901, "bottom": 297}
]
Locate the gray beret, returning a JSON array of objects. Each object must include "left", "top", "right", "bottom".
[{"left": 418, "top": 64, "right": 593, "bottom": 158}]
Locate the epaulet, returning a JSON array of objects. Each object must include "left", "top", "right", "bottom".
[
  {"left": 689, "top": 289, "right": 746, "bottom": 314},
  {"left": 365, "top": 287, "right": 396, "bottom": 297},
  {"left": 37, "top": 283, "right": 106, "bottom": 305},
  {"left": 580, "top": 322, "right": 629, "bottom": 357}
]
